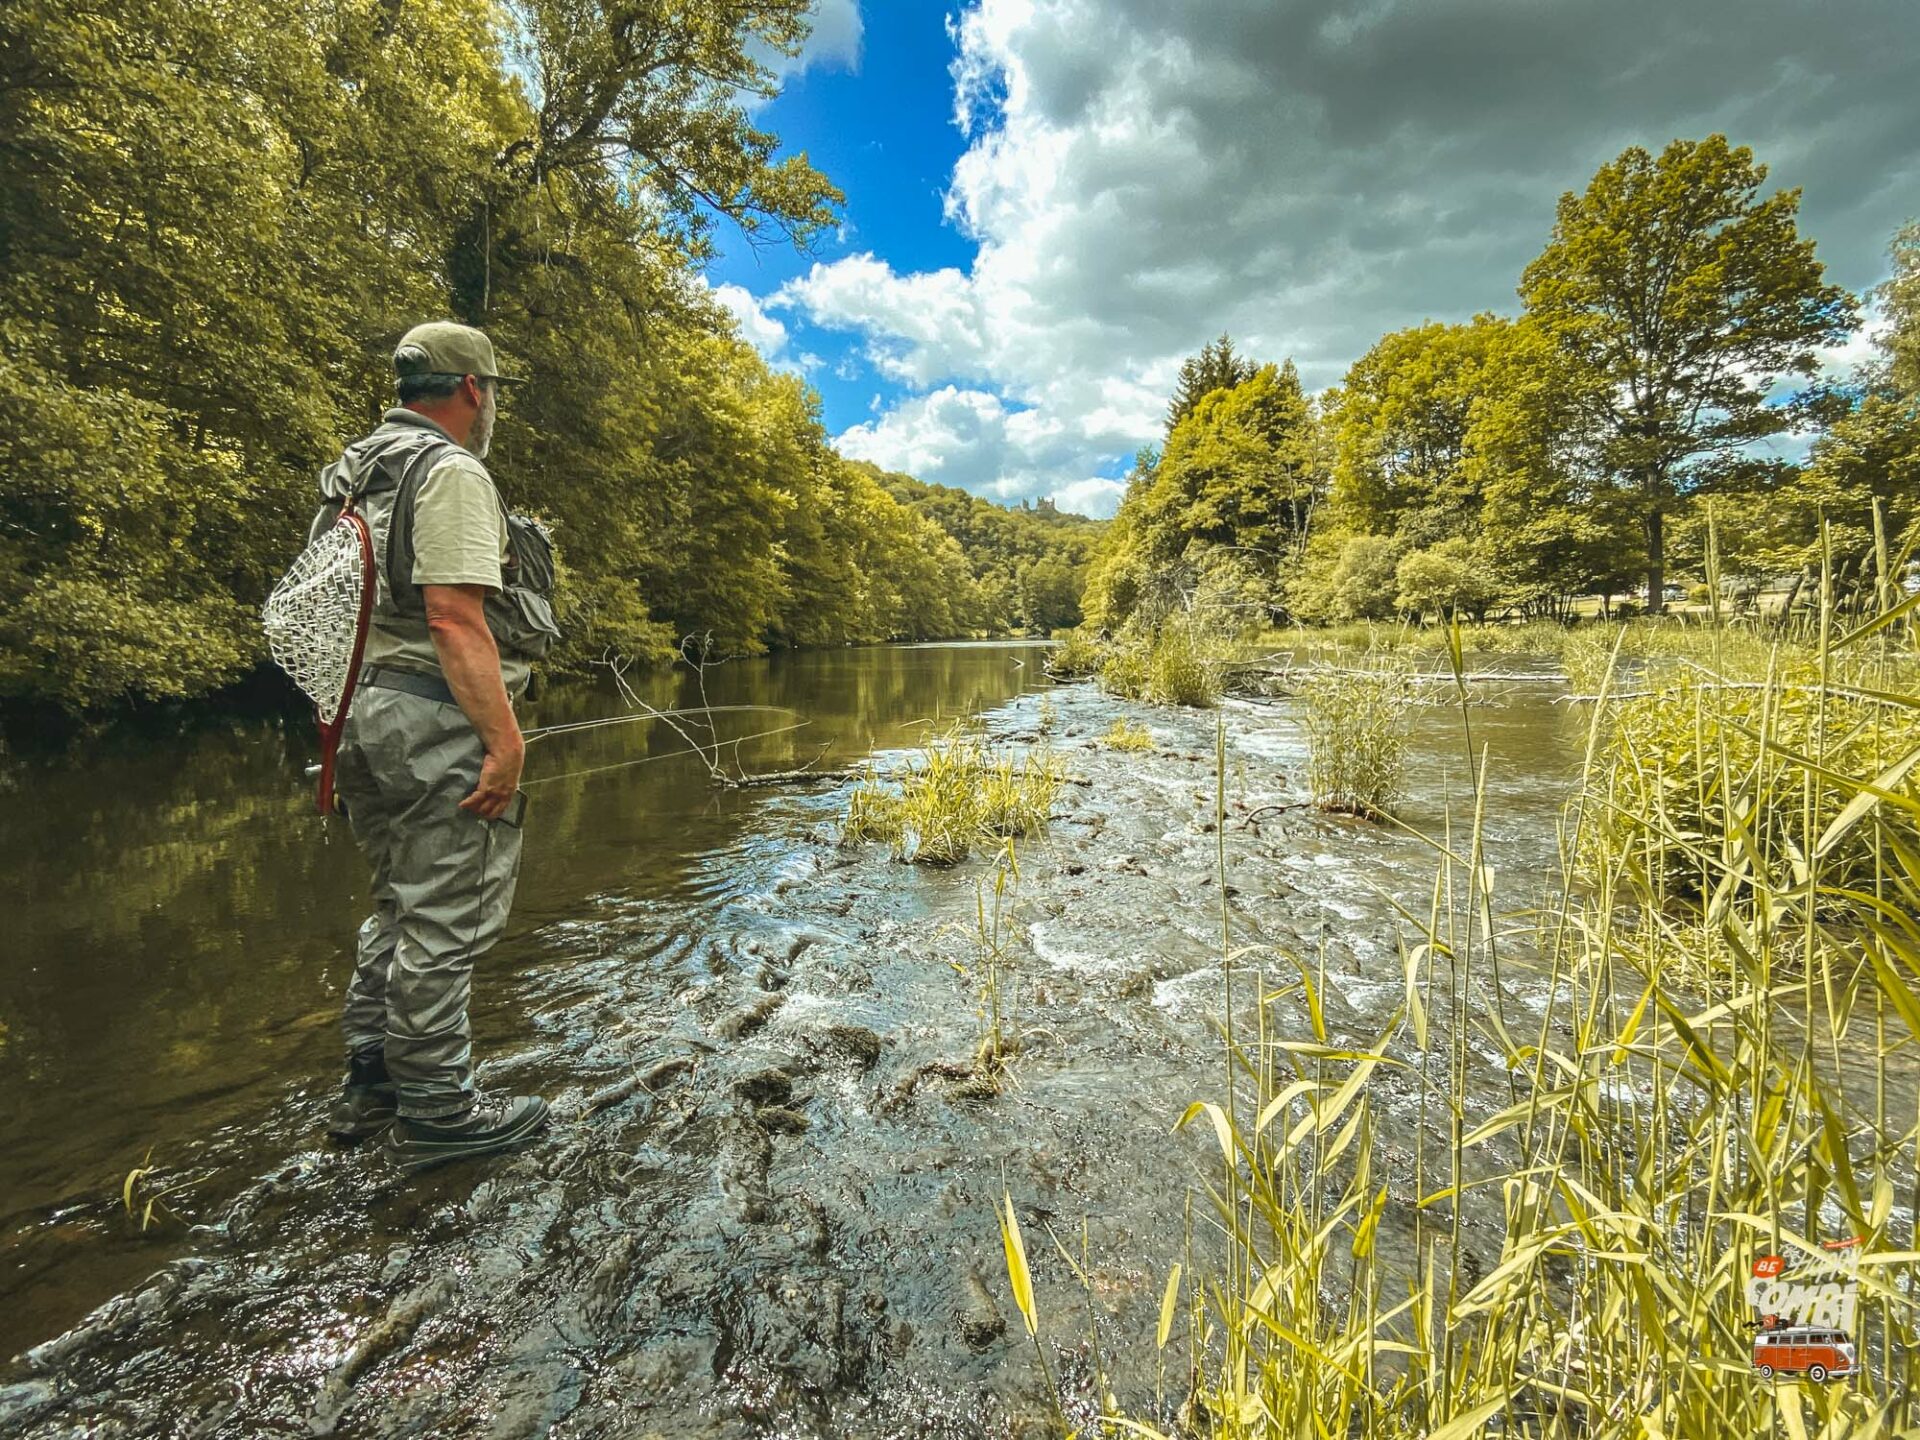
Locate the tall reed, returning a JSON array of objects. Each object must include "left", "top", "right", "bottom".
[
  {"left": 1008, "top": 563, "right": 1920, "bottom": 1436},
  {"left": 1300, "top": 659, "right": 1414, "bottom": 817}
]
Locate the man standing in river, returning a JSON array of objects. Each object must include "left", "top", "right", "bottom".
[{"left": 318, "top": 322, "right": 559, "bottom": 1170}]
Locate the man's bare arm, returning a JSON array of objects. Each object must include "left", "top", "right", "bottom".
[{"left": 423, "top": 583, "right": 523, "bottom": 819}]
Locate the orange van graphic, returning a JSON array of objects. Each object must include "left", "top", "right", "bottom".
[{"left": 1750, "top": 1324, "right": 1856, "bottom": 1383}]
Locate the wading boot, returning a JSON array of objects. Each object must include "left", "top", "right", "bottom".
[
  {"left": 386, "top": 1094, "right": 549, "bottom": 1174},
  {"left": 327, "top": 1048, "right": 398, "bottom": 1143}
]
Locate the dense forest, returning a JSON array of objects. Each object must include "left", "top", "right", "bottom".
[
  {"left": 878, "top": 470, "right": 1101, "bottom": 634},
  {"left": 0, "top": 0, "right": 1094, "bottom": 716},
  {"left": 1087, "top": 137, "right": 1918, "bottom": 634}
]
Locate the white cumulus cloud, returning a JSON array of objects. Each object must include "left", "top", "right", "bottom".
[
  {"left": 834, "top": 385, "right": 1132, "bottom": 515},
  {"left": 771, "top": 0, "right": 1917, "bottom": 517},
  {"left": 708, "top": 281, "right": 808, "bottom": 375},
  {"left": 755, "top": 0, "right": 863, "bottom": 83}
]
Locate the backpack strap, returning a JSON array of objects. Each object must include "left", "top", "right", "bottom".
[{"left": 379, "top": 434, "right": 461, "bottom": 620}]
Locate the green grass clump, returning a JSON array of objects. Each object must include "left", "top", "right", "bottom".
[
  {"left": 1096, "top": 638, "right": 1152, "bottom": 700},
  {"left": 843, "top": 726, "right": 1062, "bottom": 865},
  {"left": 1558, "top": 623, "right": 1622, "bottom": 695},
  {"left": 1046, "top": 626, "right": 1105, "bottom": 679},
  {"left": 1101, "top": 717, "right": 1154, "bottom": 752},
  {"left": 1589, "top": 648, "right": 1920, "bottom": 902},
  {"left": 1099, "top": 621, "right": 1227, "bottom": 707},
  {"left": 1300, "top": 661, "right": 1413, "bottom": 817}
]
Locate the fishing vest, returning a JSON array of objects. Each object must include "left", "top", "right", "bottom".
[{"left": 310, "top": 425, "right": 562, "bottom": 662}]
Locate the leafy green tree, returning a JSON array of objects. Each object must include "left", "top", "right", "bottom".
[
  {"left": 1395, "top": 539, "right": 1498, "bottom": 623},
  {"left": 443, "top": 0, "right": 841, "bottom": 320},
  {"left": 1088, "top": 365, "right": 1326, "bottom": 633},
  {"left": 1018, "top": 554, "right": 1083, "bottom": 632},
  {"left": 1080, "top": 451, "right": 1156, "bottom": 631},
  {"left": 1520, "top": 136, "right": 1856, "bottom": 611},
  {"left": 1467, "top": 317, "right": 1639, "bottom": 615},
  {"left": 1874, "top": 222, "right": 1920, "bottom": 397},
  {"left": 1166, "top": 334, "right": 1259, "bottom": 434},
  {"left": 1331, "top": 318, "right": 1508, "bottom": 544},
  {"left": 1688, "top": 224, "right": 1920, "bottom": 594},
  {"left": 1289, "top": 532, "right": 1404, "bottom": 623},
  {"left": 1144, "top": 362, "right": 1319, "bottom": 563}
]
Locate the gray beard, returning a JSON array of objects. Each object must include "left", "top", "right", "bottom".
[{"left": 468, "top": 389, "right": 496, "bottom": 459}]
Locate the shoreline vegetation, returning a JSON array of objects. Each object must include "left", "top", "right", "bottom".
[
  {"left": 1034, "top": 592, "right": 1916, "bottom": 1433},
  {"left": 1, "top": 2, "right": 1102, "bottom": 719}
]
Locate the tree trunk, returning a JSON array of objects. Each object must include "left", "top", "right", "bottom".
[{"left": 1645, "top": 506, "right": 1665, "bottom": 615}]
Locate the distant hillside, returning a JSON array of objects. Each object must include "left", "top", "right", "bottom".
[{"left": 864, "top": 467, "right": 1107, "bottom": 633}]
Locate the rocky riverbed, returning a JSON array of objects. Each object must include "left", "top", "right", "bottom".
[{"left": 0, "top": 678, "right": 1580, "bottom": 1439}]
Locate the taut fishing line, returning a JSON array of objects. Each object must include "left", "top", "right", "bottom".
[{"left": 301, "top": 704, "right": 811, "bottom": 788}]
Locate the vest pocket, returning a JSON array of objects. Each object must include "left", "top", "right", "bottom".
[{"left": 486, "top": 586, "right": 562, "bottom": 658}]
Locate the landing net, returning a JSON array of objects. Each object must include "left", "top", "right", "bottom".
[{"left": 263, "top": 515, "right": 372, "bottom": 725}]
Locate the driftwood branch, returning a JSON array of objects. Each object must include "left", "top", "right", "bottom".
[
  {"left": 721, "top": 765, "right": 854, "bottom": 789},
  {"left": 1239, "top": 801, "right": 1312, "bottom": 827},
  {"left": 1273, "top": 664, "right": 1566, "bottom": 684}
]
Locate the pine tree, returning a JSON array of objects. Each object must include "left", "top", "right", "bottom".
[{"left": 1166, "top": 334, "right": 1259, "bottom": 433}]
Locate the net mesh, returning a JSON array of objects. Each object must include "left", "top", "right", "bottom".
[{"left": 263, "top": 516, "right": 369, "bottom": 725}]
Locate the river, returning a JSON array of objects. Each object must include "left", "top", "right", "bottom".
[{"left": 1, "top": 642, "right": 1589, "bottom": 1437}]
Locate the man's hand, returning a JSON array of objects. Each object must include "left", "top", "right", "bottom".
[
  {"left": 423, "top": 582, "right": 525, "bottom": 820},
  {"left": 461, "top": 735, "right": 524, "bottom": 819}
]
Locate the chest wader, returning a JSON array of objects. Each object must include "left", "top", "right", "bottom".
[{"left": 316, "top": 429, "right": 561, "bottom": 1140}]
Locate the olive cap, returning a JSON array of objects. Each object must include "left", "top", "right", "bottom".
[{"left": 392, "top": 322, "right": 523, "bottom": 384}]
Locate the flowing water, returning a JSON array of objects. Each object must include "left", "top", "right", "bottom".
[{"left": 0, "top": 644, "right": 1596, "bottom": 1437}]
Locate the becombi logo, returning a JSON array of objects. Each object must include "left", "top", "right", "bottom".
[{"left": 1747, "top": 1239, "right": 1861, "bottom": 1385}]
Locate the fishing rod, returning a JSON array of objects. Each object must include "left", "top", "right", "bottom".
[
  {"left": 522, "top": 703, "right": 796, "bottom": 744},
  {"left": 521, "top": 719, "right": 814, "bottom": 787},
  {"left": 304, "top": 704, "right": 804, "bottom": 780}
]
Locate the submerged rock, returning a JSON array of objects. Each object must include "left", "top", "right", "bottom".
[{"left": 957, "top": 1272, "right": 1005, "bottom": 1351}]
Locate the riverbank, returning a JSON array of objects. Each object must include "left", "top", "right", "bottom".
[{"left": 1, "top": 669, "right": 1580, "bottom": 1437}]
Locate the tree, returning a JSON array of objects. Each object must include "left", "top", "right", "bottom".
[
  {"left": 1145, "top": 363, "right": 1319, "bottom": 559},
  {"left": 1166, "top": 334, "right": 1259, "bottom": 433},
  {"left": 445, "top": 0, "right": 841, "bottom": 321},
  {"left": 1520, "top": 136, "right": 1856, "bottom": 611},
  {"left": 1468, "top": 317, "right": 1639, "bottom": 614},
  {"left": 1395, "top": 539, "right": 1498, "bottom": 623},
  {"left": 1288, "top": 532, "right": 1404, "bottom": 623},
  {"left": 1875, "top": 222, "right": 1920, "bottom": 397},
  {"left": 1330, "top": 318, "right": 1509, "bottom": 544}
]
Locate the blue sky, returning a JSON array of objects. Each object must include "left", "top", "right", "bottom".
[
  {"left": 710, "top": 6, "right": 971, "bottom": 434},
  {"left": 704, "top": 1, "right": 1919, "bottom": 518}
]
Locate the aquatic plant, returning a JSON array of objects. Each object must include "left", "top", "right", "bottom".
[
  {"left": 1557, "top": 623, "right": 1622, "bottom": 696},
  {"left": 842, "top": 725, "right": 1062, "bottom": 865},
  {"left": 953, "top": 840, "right": 1022, "bottom": 1078},
  {"left": 1098, "top": 620, "right": 1228, "bottom": 707},
  {"left": 1299, "top": 659, "right": 1414, "bottom": 817},
  {"left": 1100, "top": 717, "right": 1154, "bottom": 752},
  {"left": 1096, "top": 638, "right": 1152, "bottom": 701},
  {"left": 121, "top": 1150, "right": 194, "bottom": 1232},
  {"left": 1046, "top": 626, "right": 1106, "bottom": 679},
  {"left": 1147, "top": 622, "right": 1223, "bottom": 707}
]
